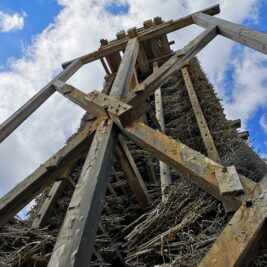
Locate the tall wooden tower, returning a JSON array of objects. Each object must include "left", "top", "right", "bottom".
[{"left": 1, "top": 4, "right": 267, "bottom": 267}]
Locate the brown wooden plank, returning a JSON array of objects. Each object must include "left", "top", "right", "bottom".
[
  {"left": 193, "top": 12, "right": 267, "bottom": 55},
  {"left": 118, "top": 121, "right": 261, "bottom": 211},
  {"left": 0, "top": 59, "right": 83, "bottom": 143},
  {"left": 62, "top": 5, "right": 220, "bottom": 68}
]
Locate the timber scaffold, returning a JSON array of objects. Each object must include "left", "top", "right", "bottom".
[{"left": 1, "top": 4, "right": 267, "bottom": 267}]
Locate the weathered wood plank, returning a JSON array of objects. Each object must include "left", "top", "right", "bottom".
[
  {"left": 48, "top": 119, "right": 118, "bottom": 267},
  {"left": 32, "top": 166, "right": 71, "bottom": 229},
  {"left": 182, "top": 67, "right": 220, "bottom": 161},
  {"left": 0, "top": 59, "right": 83, "bottom": 143},
  {"left": 154, "top": 64, "right": 171, "bottom": 195},
  {"left": 118, "top": 121, "right": 261, "bottom": 211},
  {"left": 124, "top": 26, "right": 218, "bottom": 107},
  {"left": 0, "top": 117, "right": 102, "bottom": 225},
  {"left": 116, "top": 136, "right": 150, "bottom": 207},
  {"left": 193, "top": 12, "right": 267, "bottom": 55},
  {"left": 215, "top": 166, "right": 244, "bottom": 196},
  {"left": 199, "top": 187, "right": 267, "bottom": 267},
  {"left": 62, "top": 5, "right": 220, "bottom": 68}
]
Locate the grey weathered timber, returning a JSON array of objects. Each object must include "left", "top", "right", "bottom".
[
  {"left": 193, "top": 12, "right": 267, "bottom": 55},
  {"left": 0, "top": 117, "right": 102, "bottom": 225},
  {"left": 154, "top": 63, "right": 171, "bottom": 196},
  {"left": 53, "top": 81, "right": 136, "bottom": 126},
  {"left": 199, "top": 177, "right": 267, "bottom": 267},
  {"left": 118, "top": 121, "right": 261, "bottom": 211},
  {"left": 124, "top": 26, "right": 218, "bottom": 107},
  {"left": 116, "top": 135, "right": 150, "bottom": 207},
  {"left": 0, "top": 59, "right": 82, "bottom": 143},
  {"left": 155, "top": 87, "right": 171, "bottom": 195},
  {"left": 48, "top": 38, "right": 140, "bottom": 267},
  {"left": 181, "top": 67, "right": 220, "bottom": 161},
  {"left": 62, "top": 5, "right": 220, "bottom": 68},
  {"left": 215, "top": 166, "right": 244, "bottom": 196},
  {"left": 48, "top": 119, "right": 118, "bottom": 267},
  {"left": 32, "top": 166, "right": 71, "bottom": 229}
]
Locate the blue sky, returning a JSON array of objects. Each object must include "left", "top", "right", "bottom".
[
  {"left": 0, "top": 0, "right": 267, "bottom": 215},
  {"left": 0, "top": 0, "right": 61, "bottom": 68}
]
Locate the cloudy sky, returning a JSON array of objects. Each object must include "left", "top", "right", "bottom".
[{"left": 0, "top": 0, "right": 266, "bottom": 211}]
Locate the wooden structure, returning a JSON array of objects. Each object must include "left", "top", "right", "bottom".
[{"left": 1, "top": 4, "right": 267, "bottom": 266}]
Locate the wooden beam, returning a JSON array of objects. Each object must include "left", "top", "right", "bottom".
[
  {"left": 182, "top": 67, "right": 220, "bottom": 161},
  {"left": 139, "top": 115, "right": 157, "bottom": 184},
  {"left": 0, "top": 59, "right": 83, "bottom": 143},
  {"left": 199, "top": 181, "right": 267, "bottom": 267},
  {"left": 53, "top": 81, "right": 136, "bottom": 127},
  {"left": 0, "top": 117, "right": 102, "bottom": 225},
  {"left": 154, "top": 63, "right": 171, "bottom": 195},
  {"left": 215, "top": 166, "right": 244, "bottom": 196},
  {"left": 137, "top": 44, "right": 150, "bottom": 74},
  {"left": 32, "top": 166, "right": 71, "bottom": 228},
  {"left": 193, "top": 12, "right": 267, "bottom": 55},
  {"left": 116, "top": 136, "right": 150, "bottom": 207},
  {"left": 238, "top": 131, "right": 249, "bottom": 140},
  {"left": 118, "top": 121, "right": 261, "bottom": 211},
  {"left": 124, "top": 26, "right": 218, "bottom": 107},
  {"left": 100, "top": 39, "right": 122, "bottom": 72},
  {"left": 48, "top": 119, "right": 118, "bottom": 267},
  {"left": 229, "top": 119, "right": 241, "bottom": 128},
  {"left": 154, "top": 16, "right": 172, "bottom": 54},
  {"left": 48, "top": 38, "right": 140, "bottom": 267},
  {"left": 62, "top": 5, "right": 220, "bottom": 68}
]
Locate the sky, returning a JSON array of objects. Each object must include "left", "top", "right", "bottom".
[{"left": 0, "top": 0, "right": 267, "bottom": 216}]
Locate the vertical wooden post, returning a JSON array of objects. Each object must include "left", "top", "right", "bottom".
[{"left": 154, "top": 63, "right": 171, "bottom": 198}]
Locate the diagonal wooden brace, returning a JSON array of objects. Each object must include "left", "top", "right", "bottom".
[
  {"left": 53, "top": 80, "right": 148, "bottom": 127},
  {"left": 199, "top": 176, "right": 267, "bottom": 267},
  {"left": 116, "top": 120, "right": 261, "bottom": 211}
]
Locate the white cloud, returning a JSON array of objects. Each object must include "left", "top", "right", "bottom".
[
  {"left": 0, "top": 0, "right": 264, "bottom": 205},
  {"left": 260, "top": 115, "right": 267, "bottom": 133},
  {"left": 0, "top": 11, "right": 26, "bottom": 32}
]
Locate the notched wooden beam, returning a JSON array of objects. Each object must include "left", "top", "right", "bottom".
[{"left": 215, "top": 166, "right": 244, "bottom": 196}]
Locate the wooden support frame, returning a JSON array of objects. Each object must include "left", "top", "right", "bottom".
[
  {"left": 116, "top": 136, "right": 150, "bottom": 207},
  {"left": 1, "top": 5, "right": 267, "bottom": 266},
  {"left": 182, "top": 67, "right": 220, "bottom": 161},
  {"left": 124, "top": 25, "right": 218, "bottom": 106},
  {"left": 0, "top": 59, "right": 82, "bottom": 143},
  {"left": 62, "top": 5, "right": 220, "bottom": 67},
  {"left": 32, "top": 165, "right": 72, "bottom": 229},
  {"left": 48, "top": 37, "right": 140, "bottom": 267},
  {"left": 199, "top": 178, "right": 267, "bottom": 267},
  {"left": 0, "top": 118, "right": 101, "bottom": 225},
  {"left": 154, "top": 63, "right": 171, "bottom": 196},
  {"left": 117, "top": 121, "right": 260, "bottom": 211}
]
